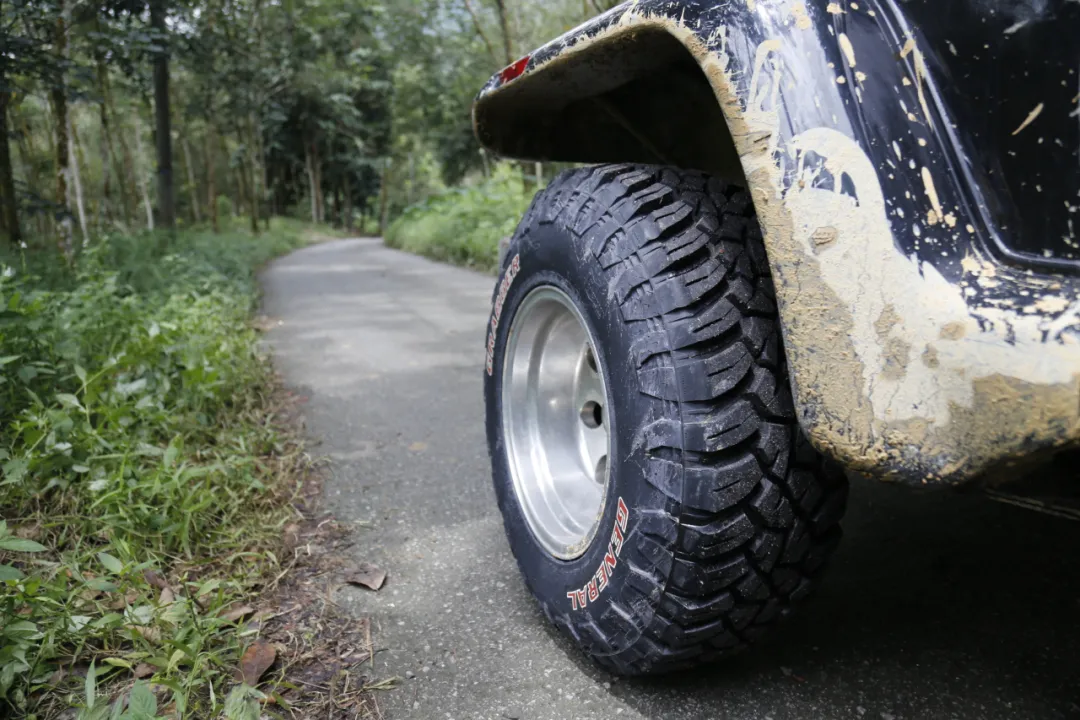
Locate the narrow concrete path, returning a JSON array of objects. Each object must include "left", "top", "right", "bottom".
[{"left": 261, "top": 238, "right": 1080, "bottom": 720}]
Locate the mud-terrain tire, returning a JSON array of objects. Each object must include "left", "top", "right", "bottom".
[{"left": 483, "top": 164, "right": 848, "bottom": 675}]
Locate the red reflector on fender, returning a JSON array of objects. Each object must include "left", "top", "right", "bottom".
[{"left": 499, "top": 55, "right": 531, "bottom": 84}]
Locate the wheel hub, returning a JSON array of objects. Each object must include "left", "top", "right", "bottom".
[{"left": 502, "top": 286, "right": 611, "bottom": 560}]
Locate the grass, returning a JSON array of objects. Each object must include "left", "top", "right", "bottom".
[
  {"left": 0, "top": 220, "right": 315, "bottom": 718},
  {"left": 384, "top": 164, "right": 536, "bottom": 273}
]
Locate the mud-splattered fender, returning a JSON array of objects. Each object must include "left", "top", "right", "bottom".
[{"left": 473, "top": 0, "right": 1080, "bottom": 485}]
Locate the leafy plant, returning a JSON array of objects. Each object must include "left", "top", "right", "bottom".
[
  {"left": 0, "top": 222, "right": 309, "bottom": 716},
  {"left": 385, "top": 163, "right": 536, "bottom": 273}
]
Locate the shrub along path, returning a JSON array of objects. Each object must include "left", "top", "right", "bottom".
[{"left": 0, "top": 222, "right": 390, "bottom": 719}]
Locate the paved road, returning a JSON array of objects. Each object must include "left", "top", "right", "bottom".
[{"left": 261, "top": 238, "right": 1080, "bottom": 720}]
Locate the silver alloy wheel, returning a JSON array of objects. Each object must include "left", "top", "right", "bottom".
[{"left": 502, "top": 286, "right": 611, "bottom": 560}]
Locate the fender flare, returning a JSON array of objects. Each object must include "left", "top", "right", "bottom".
[{"left": 473, "top": 0, "right": 1080, "bottom": 485}]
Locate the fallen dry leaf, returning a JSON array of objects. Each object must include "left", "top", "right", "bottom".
[
  {"left": 143, "top": 569, "right": 169, "bottom": 590},
  {"left": 109, "top": 589, "right": 140, "bottom": 611},
  {"left": 12, "top": 523, "right": 42, "bottom": 541},
  {"left": 218, "top": 604, "right": 255, "bottom": 623},
  {"left": 236, "top": 640, "right": 277, "bottom": 686},
  {"left": 127, "top": 625, "right": 161, "bottom": 643},
  {"left": 344, "top": 564, "right": 386, "bottom": 591},
  {"left": 133, "top": 663, "right": 155, "bottom": 679},
  {"left": 158, "top": 587, "right": 175, "bottom": 605}
]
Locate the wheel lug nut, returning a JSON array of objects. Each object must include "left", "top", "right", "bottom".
[{"left": 580, "top": 401, "right": 603, "bottom": 429}]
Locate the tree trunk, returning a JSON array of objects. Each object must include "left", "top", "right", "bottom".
[
  {"left": 246, "top": 121, "right": 259, "bottom": 235},
  {"left": 181, "top": 136, "right": 200, "bottom": 223},
  {"left": 233, "top": 129, "right": 249, "bottom": 224},
  {"left": 493, "top": 0, "right": 514, "bottom": 65},
  {"left": 333, "top": 183, "right": 342, "bottom": 227},
  {"left": 133, "top": 120, "right": 154, "bottom": 230},
  {"left": 313, "top": 147, "right": 324, "bottom": 224},
  {"left": 105, "top": 86, "right": 136, "bottom": 228},
  {"left": 150, "top": 0, "right": 175, "bottom": 230},
  {"left": 0, "top": 84, "right": 21, "bottom": 245},
  {"left": 219, "top": 133, "right": 239, "bottom": 216},
  {"left": 480, "top": 148, "right": 491, "bottom": 178},
  {"left": 305, "top": 143, "right": 317, "bottom": 224},
  {"left": 14, "top": 112, "right": 45, "bottom": 238},
  {"left": 205, "top": 125, "right": 218, "bottom": 232},
  {"left": 68, "top": 113, "right": 88, "bottom": 243},
  {"left": 462, "top": 0, "right": 500, "bottom": 66},
  {"left": 52, "top": 0, "right": 73, "bottom": 255},
  {"left": 97, "top": 95, "right": 113, "bottom": 225},
  {"left": 378, "top": 158, "right": 390, "bottom": 236},
  {"left": 246, "top": 156, "right": 259, "bottom": 235},
  {"left": 343, "top": 171, "right": 353, "bottom": 232},
  {"left": 251, "top": 113, "right": 269, "bottom": 229}
]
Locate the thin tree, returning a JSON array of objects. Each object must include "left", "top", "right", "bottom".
[
  {"left": 0, "top": 72, "right": 20, "bottom": 244},
  {"left": 462, "top": 0, "right": 499, "bottom": 66},
  {"left": 493, "top": 0, "right": 513, "bottom": 65},
  {"left": 67, "top": 111, "right": 87, "bottom": 241},
  {"left": 51, "top": 0, "right": 73, "bottom": 253},
  {"left": 149, "top": 0, "right": 174, "bottom": 229},
  {"left": 205, "top": 123, "right": 218, "bottom": 232}
]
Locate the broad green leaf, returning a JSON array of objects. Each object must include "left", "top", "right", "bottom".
[
  {"left": 68, "top": 615, "right": 93, "bottom": 632},
  {"left": 97, "top": 552, "right": 124, "bottom": 574},
  {"left": 4, "top": 620, "right": 38, "bottom": 637},
  {"left": 195, "top": 578, "right": 221, "bottom": 597},
  {"left": 163, "top": 441, "right": 180, "bottom": 469},
  {"left": 93, "top": 613, "right": 125, "bottom": 629},
  {"left": 56, "top": 393, "right": 83, "bottom": 409},
  {"left": 128, "top": 682, "right": 157, "bottom": 719},
  {"left": 2, "top": 459, "right": 29, "bottom": 484},
  {"left": 166, "top": 648, "right": 186, "bottom": 672},
  {"left": 0, "top": 355, "right": 21, "bottom": 366},
  {"left": 224, "top": 686, "right": 260, "bottom": 720},
  {"left": 84, "top": 661, "right": 96, "bottom": 711},
  {"left": 0, "top": 537, "right": 47, "bottom": 553},
  {"left": 86, "top": 577, "right": 118, "bottom": 592},
  {"left": 0, "top": 564, "right": 24, "bottom": 581}
]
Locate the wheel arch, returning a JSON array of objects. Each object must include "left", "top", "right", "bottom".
[
  {"left": 473, "top": 1, "right": 1080, "bottom": 486},
  {"left": 473, "top": 23, "right": 746, "bottom": 186}
]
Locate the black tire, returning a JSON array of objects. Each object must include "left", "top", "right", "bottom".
[{"left": 484, "top": 164, "right": 848, "bottom": 675}]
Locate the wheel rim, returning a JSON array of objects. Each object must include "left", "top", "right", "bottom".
[{"left": 502, "top": 286, "right": 611, "bottom": 560}]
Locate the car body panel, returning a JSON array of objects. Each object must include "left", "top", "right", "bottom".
[{"left": 473, "top": 0, "right": 1080, "bottom": 485}]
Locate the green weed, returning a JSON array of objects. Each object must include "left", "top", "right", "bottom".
[
  {"left": 384, "top": 164, "right": 536, "bottom": 273},
  {"left": 0, "top": 222, "right": 310, "bottom": 718}
]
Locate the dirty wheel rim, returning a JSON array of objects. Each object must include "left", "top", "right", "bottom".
[{"left": 503, "top": 286, "right": 611, "bottom": 560}]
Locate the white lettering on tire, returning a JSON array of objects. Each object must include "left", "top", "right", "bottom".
[{"left": 567, "top": 497, "right": 630, "bottom": 611}]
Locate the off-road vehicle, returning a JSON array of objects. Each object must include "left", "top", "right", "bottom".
[{"left": 476, "top": 0, "right": 1080, "bottom": 675}]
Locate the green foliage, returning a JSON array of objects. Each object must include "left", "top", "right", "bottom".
[
  {"left": 0, "top": 222, "right": 307, "bottom": 716},
  {"left": 76, "top": 666, "right": 162, "bottom": 720},
  {"left": 385, "top": 164, "right": 536, "bottom": 273}
]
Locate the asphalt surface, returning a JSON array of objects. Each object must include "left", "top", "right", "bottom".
[{"left": 261, "top": 238, "right": 1080, "bottom": 720}]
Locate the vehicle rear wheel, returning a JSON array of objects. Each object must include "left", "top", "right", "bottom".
[{"left": 483, "top": 164, "right": 848, "bottom": 675}]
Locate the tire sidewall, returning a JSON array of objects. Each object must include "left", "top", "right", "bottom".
[{"left": 485, "top": 220, "right": 657, "bottom": 633}]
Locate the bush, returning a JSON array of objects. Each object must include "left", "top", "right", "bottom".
[
  {"left": 0, "top": 223, "right": 308, "bottom": 717},
  {"left": 384, "top": 164, "right": 536, "bottom": 272}
]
